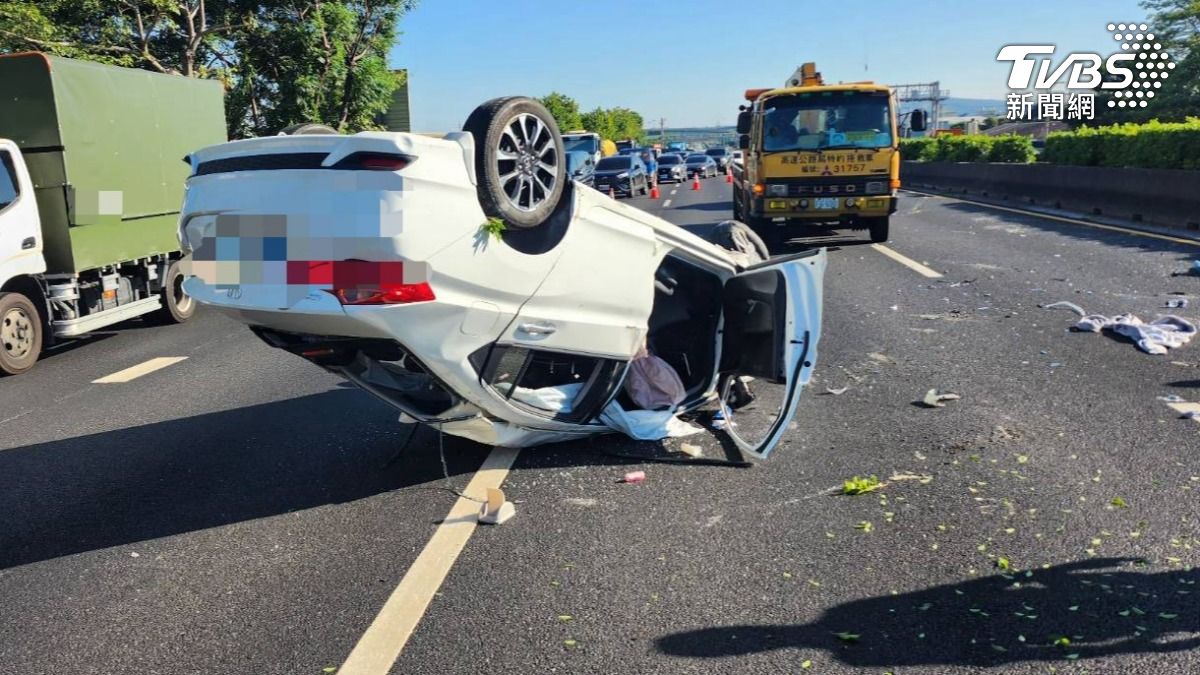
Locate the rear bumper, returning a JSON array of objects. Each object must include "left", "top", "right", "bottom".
[{"left": 750, "top": 194, "right": 898, "bottom": 221}]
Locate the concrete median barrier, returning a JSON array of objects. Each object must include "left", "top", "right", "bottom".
[{"left": 902, "top": 161, "right": 1200, "bottom": 232}]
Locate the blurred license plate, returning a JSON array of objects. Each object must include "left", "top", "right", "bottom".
[{"left": 814, "top": 198, "right": 839, "bottom": 210}]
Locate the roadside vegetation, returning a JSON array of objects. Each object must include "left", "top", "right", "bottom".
[
  {"left": 0, "top": 0, "right": 418, "bottom": 138},
  {"left": 900, "top": 119, "right": 1200, "bottom": 170},
  {"left": 538, "top": 91, "right": 647, "bottom": 145}
]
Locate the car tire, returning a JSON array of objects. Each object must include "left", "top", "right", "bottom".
[
  {"left": 463, "top": 97, "right": 566, "bottom": 230},
  {"left": 146, "top": 259, "right": 196, "bottom": 325},
  {"left": 866, "top": 217, "right": 890, "bottom": 243},
  {"left": 713, "top": 220, "right": 771, "bottom": 262},
  {"left": 277, "top": 123, "right": 339, "bottom": 135},
  {"left": 0, "top": 291, "right": 42, "bottom": 376},
  {"left": 747, "top": 216, "right": 784, "bottom": 254}
]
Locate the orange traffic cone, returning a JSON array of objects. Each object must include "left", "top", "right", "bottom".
[
  {"left": 691, "top": 174, "right": 701, "bottom": 191},
  {"left": 608, "top": 186, "right": 616, "bottom": 199},
  {"left": 725, "top": 167, "right": 733, "bottom": 184},
  {"left": 650, "top": 181, "right": 660, "bottom": 199}
]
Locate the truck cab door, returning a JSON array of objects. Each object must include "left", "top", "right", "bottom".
[
  {"left": 715, "top": 248, "right": 825, "bottom": 458},
  {"left": 0, "top": 140, "right": 46, "bottom": 282}
]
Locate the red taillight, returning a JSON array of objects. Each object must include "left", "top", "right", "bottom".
[
  {"left": 333, "top": 152, "right": 412, "bottom": 171},
  {"left": 334, "top": 281, "right": 435, "bottom": 305},
  {"left": 286, "top": 260, "right": 435, "bottom": 305}
]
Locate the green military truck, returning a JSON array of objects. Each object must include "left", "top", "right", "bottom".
[{"left": 0, "top": 52, "right": 226, "bottom": 374}]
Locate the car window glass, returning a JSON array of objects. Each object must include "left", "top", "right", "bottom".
[
  {"left": 596, "top": 157, "right": 630, "bottom": 170},
  {"left": 479, "top": 345, "right": 623, "bottom": 423},
  {"left": 0, "top": 152, "right": 19, "bottom": 209}
]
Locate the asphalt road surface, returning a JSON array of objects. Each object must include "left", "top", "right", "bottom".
[{"left": 2, "top": 176, "right": 1198, "bottom": 675}]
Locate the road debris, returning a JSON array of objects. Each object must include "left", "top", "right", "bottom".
[
  {"left": 823, "top": 386, "right": 849, "bottom": 396},
  {"left": 621, "top": 470, "right": 646, "bottom": 484},
  {"left": 478, "top": 488, "right": 516, "bottom": 525},
  {"left": 890, "top": 472, "right": 934, "bottom": 484},
  {"left": 1041, "top": 301, "right": 1086, "bottom": 317},
  {"left": 677, "top": 443, "right": 704, "bottom": 459},
  {"left": 868, "top": 352, "right": 897, "bottom": 365},
  {"left": 1165, "top": 298, "right": 1189, "bottom": 309},
  {"left": 842, "top": 475, "right": 884, "bottom": 495},
  {"left": 1045, "top": 301, "right": 1198, "bottom": 355},
  {"left": 921, "top": 389, "right": 961, "bottom": 408},
  {"left": 1157, "top": 394, "right": 1185, "bottom": 403}
]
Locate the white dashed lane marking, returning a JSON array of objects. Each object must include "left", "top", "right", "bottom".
[
  {"left": 337, "top": 446, "right": 520, "bottom": 675},
  {"left": 92, "top": 356, "right": 189, "bottom": 383},
  {"left": 870, "top": 244, "right": 944, "bottom": 279}
]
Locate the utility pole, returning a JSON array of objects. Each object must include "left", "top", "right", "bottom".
[{"left": 659, "top": 117, "right": 666, "bottom": 146}]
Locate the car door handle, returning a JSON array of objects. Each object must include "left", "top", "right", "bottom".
[
  {"left": 517, "top": 322, "right": 557, "bottom": 336},
  {"left": 21, "top": 237, "right": 36, "bottom": 250}
]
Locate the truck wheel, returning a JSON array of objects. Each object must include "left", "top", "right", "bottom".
[
  {"left": 0, "top": 292, "right": 42, "bottom": 375},
  {"left": 463, "top": 97, "right": 566, "bottom": 229},
  {"left": 866, "top": 217, "right": 890, "bottom": 243},
  {"left": 147, "top": 259, "right": 196, "bottom": 325},
  {"left": 732, "top": 192, "right": 743, "bottom": 221}
]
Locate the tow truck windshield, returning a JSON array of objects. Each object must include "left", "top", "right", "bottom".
[{"left": 761, "top": 91, "right": 892, "bottom": 152}]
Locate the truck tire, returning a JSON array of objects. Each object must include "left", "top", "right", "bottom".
[
  {"left": 147, "top": 259, "right": 196, "bottom": 325},
  {"left": 866, "top": 217, "right": 890, "bottom": 243},
  {"left": 0, "top": 292, "right": 42, "bottom": 375},
  {"left": 732, "top": 191, "right": 743, "bottom": 221},
  {"left": 463, "top": 97, "right": 566, "bottom": 230}
]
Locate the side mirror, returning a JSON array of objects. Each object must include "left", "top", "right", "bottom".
[
  {"left": 738, "top": 134, "right": 750, "bottom": 150},
  {"left": 910, "top": 109, "right": 928, "bottom": 132},
  {"left": 736, "top": 111, "right": 752, "bottom": 135}
]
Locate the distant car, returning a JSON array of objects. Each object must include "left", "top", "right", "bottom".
[
  {"left": 705, "top": 147, "right": 732, "bottom": 172},
  {"left": 594, "top": 155, "right": 649, "bottom": 197},
  {"left": 656, "top": 153, "right": 688, "bottom": 183},
  {"left": 565, "top": 150, "right": 595, "bottom": 186},
  {"left": 685, "top": 153, "right": 718, "bottom": 178}
]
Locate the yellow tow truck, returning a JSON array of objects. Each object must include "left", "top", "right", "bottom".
[{"left": 732, "top": 63, "right": 920, "bottom": 249}]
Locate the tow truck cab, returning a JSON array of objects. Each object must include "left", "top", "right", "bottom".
[{"left": 732, "top": 63, "right": 903, "bottom": 248}]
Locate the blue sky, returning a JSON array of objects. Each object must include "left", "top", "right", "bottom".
[{"left": 390, "top": 0, "right": 1145, "bottom": 131}]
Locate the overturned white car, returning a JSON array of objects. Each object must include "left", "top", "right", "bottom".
[{"left": 178, "top": 97, "right": 825, "bottom": 457}]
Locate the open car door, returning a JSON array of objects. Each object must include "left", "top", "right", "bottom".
[{"left": 716, "top": 249, "right": 826, "bottom": 459}]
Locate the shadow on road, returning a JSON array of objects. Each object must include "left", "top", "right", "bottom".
[
  {"left": 656, "top": 558, "right": 1199, "bottom": 669},
  {"left": 0, "top": 387, "right": 495, "bottom": 570},
  {"left": 935, "top": 199, "right": 1200, "bottom": 262}
]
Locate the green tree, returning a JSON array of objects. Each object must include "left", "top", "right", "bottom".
[
  {"left": 580, "top": 107, "right": 614, "bottom": 139},
  {"left": 0, "top": 0, "right": 418, "bottom": 138},
  {"left": 538, "top": 91, "right": 582, "bottom": 131},
  {"left": 1094, "top": 0, "right": 1199, "bottom": 123}
]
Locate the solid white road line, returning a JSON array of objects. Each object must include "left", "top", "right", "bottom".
[
  {"left": 663, "top": 199, "right": 672, "bottom": 207},
  {"left": 870, "top": 244, "right": 944, "bottom": 279},
  {"left": 337, "top": 446, "right": 520, "bottom": 675},
  {"left": 92, "top": 356, "right": 188, "bottom": 384},
  {"left": 903, "top": 189, "right": 1200, "bottom": 247}
]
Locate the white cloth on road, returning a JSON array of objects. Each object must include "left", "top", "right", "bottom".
[
  {"left": 500, "top": 382, "right": 704, "bottom": 441},
  {"left": 1070, "top": 313, "right": 1197, "bottom": 355},
  {"left": 600, "top": 400, "right": 704, "bottom": 440}
]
